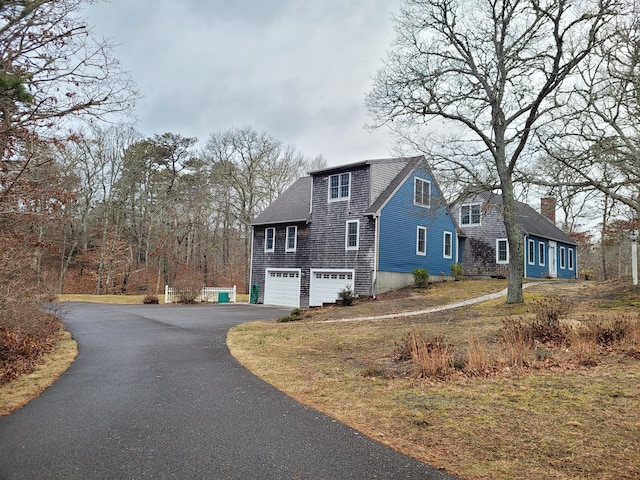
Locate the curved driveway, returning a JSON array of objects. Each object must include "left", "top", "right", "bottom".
[{"left": 0, "top": 303, "right": 457, "bottom": 479}]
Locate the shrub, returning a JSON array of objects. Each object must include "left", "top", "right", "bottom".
[
  {"left": 532, "top": 296, "right": 574, "bottom": 329},
  {"left": 396, "top": 333, "right": 454, "bottom": 379},
  {"left": 412, "top": 268, "right": 430, "bottom": 288},
  {"left": 143, "top": 294, "right": 159, "bottom": 304},
  {"left": 278, "top": 308, "right": 304, "bottom": 323},
  {"left": 568, "top": 329, "right": 599, "bottom": 366},
  {"left": 579, "top": 269, "right": 595, "bottom": 280},
  {"left": 176, "top": 287, "right": 199, "bottom": 304},
  {"left": 338, "top": 285, "right": 355, "bottom": 306},
  {"left": 500, "top": 319, "right": 532, "bottom": 368},
  {"left": 0, "top": 239, "right": 64, "bottom": 384},
  {"left": 466, "top": 339, "right": 492, "bottom": 375},
  {"left": 450, "top": 262, "right": 464, "bottom": 279}
]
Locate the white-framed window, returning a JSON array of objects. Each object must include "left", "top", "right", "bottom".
[
  {"left": 416, "top": 226, "right": 427, "bottom": 256},
  {"left": 265, "top": 227, "right": 275, "bottom": 252},
  {"left": 414, "top": 177, "right": 431, "bottom": 207},
  {"left": 329, "top": 172, "right": 350, "bottom": 201},
  {"left": 460, "top": 203, "right": 481, "bottom": 226},
  {"left": 286, "top": 226, "right": 297, "bottom": 252},
  {"left": 443, "top": 231, "right": 453, "bottom": 259},
  {"left": 568, "top": 248, "right": 574, "bottom": 270},
  {"left": 345, "top": 220, "right": 359, "bottom": 250},
  {"left": 560, "top": 246, "right": 566, "bottom": 269},
  {"left": 528, "top": 239, "right": 535, "bottom": 264},
  {"left": 496, "top": 238, "right": 509, "bottom": 264},
  {"left": 539, "top": 242, "right": 545, "bottom": 266}
]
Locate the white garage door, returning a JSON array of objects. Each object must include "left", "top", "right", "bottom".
[
  {"left": 309, "top": 269, "right": 355, "bottom": 307},
  {"left": 264, "top": 269, "right": 301, "bottom": 308}
]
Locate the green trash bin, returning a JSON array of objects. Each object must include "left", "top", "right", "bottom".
[
  {"left": 250, "top": 284, "right": 259, "bottom": 304},
  {"left": 218, "top": 291, "right": 229, "bottom": 304}
]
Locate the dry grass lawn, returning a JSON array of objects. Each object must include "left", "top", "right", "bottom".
[
  {"left": 57, "top": 293, "right": 250, "bottom": 304},
  {"left": 228, "top": 279, "right": 640, "bottom": 480}
]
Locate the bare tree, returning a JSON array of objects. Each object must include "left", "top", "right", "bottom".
[
  {"left": 56, "top": 125, "right": 141, "bottom": 293},
  {"left": 367, "top": 0, "right": 619, "bottom": 302},
  {"left": 203, "top": 127, "right": 307, "bottom": 290},
  {"left": 535, "top": 7, "right": 640, "bottom": 217},
  {"left": 0, "top": 0, "right": 138, "bottom": 204}
]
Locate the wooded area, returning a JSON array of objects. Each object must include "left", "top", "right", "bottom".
[
  {"left": 1, "top": 0, "right": 638, "bottom": 383},
  {"left": 1, "top": 0, "right": 639, "bottom": 301}
]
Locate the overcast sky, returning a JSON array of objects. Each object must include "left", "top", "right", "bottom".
[{"left": 82, "top": 0, "right": 402, "bottom": 166}]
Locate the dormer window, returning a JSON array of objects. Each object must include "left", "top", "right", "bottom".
[
  {"left": 461, "top": 203, "right": 481, "bottom": 226},
  {"left": 329, "top": 173, "right": 350, "bottom": 201},
  {"left": 414, "top": 177, "right": 431, "bottom": 207}
]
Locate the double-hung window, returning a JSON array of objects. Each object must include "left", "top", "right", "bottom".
[
  {"left": 443, "top": 231, "right": 453, "bottom": 259},
  {"left": 539, "top": 242, "right": 545, "bottom": 266},
  {"left": 560, "top": 246, "right": 566, "bottom": 269},
  {"left": 496, "top": 238, "right": 509, "bottom": 264},
  {"left": 265, "top": 227, "right": 275, "bottom": 252},
  {"left": 414, "top": 177, "right": 431, "bottom": 207},
  {"left": 461, "top": 203, "right": 481, "bottom": 226},
  {"left": 568, "top": 248, "right": 574, "bottom": 270},
  {"left": 345, "top": 220, "right": 359, "bottom": 250},
  {"left": 528, "top": 239, "right": 535, "bottom": 264},
  {"left": 329, "top": 173, "right": 350, "bottom": 201},
  {"left": 286, "top": 226, "right": 297, "bottom": 252},
  {"left": 416, "top": 226, "right": 427, "bottom": 256}
]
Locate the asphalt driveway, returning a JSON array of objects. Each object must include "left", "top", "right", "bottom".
[{"left": 0, "top": 303, "right": 457, "bottom": 479}]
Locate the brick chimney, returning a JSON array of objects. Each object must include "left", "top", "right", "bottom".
[{"left": 541, "top": 197, "right": 556, "bottom": 225}]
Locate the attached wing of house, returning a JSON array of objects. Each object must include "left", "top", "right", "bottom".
[{"left": 453, "top": 192, "right": 578, "bottom": 279}]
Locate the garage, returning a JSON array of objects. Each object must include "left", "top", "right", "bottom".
[
  {"left": 264, "top": 268, "right": 301, "bottom": 308},
  {"left": 309, "top": 269, "right": 355, "bottom": 307}
]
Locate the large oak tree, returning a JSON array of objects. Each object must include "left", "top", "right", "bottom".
[{"left": 368, "top": 0, "right": 620, "bottom": 302}]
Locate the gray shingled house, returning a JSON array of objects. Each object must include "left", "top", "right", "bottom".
[{"left": 249, "top": 156, "right": 460, "bottom": 308}]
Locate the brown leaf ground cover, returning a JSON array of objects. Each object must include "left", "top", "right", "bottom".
[{"left": 228, "top": 279, "right": 640, "bottom": 480}]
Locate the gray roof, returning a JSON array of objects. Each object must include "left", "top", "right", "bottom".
[
  {"left": 481, "top": 192, "right": 577, "bottom": 245},
  {"left": 251, "top": 176, "right": 312, "bottom": 226},
  {"left": 364, "top": 157, "right": 422, "bottom": 216},
  {"left": 253, "top": 157, "right": 424, "bottom": 226}
]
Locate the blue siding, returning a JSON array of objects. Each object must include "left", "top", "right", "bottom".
[
  {"left": 524, "top": 236, "right": 547, "bottom": 279},
  {"left": 524, "top": 235, "right": 577, "bottom": 279},
  {"left": 378, "top": 168, "right": 457, "bottom": 276}
]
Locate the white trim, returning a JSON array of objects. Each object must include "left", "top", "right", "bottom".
[
  {"left": 413, "top": 176, "right": 431, "bottom": 208},
  {"left": 527, "top": 239, "right": 535, "bottom": 265},
  {"left": 328, "top": 172, "right": 351, "bottom": 202},
  {"left": 416, "top": 226, "right": 427, "bottom": 256},
  {"left": 345, "top": 219, "right": 359, "bottom": 250},
  {"left": 560, "top": 246, "right": 566, "bottom": 269},
  {"left": 460, "top": 203, "right": 482, "bottom": 226},
  {"left": 539, "top": 242, "right": 545, "bottom": 266},
  {"left": 443, "top": 231, "right": 453, "bottom": 259},
  {"left": 285, "top": 225, "right": 297, "bottom": 252},
  {"left": 496, "top": 238, "right": 509, "bottom": 264},
  {"left": 264, "top": 227, "right": 275, "bottom": 253},
  {"left": 568, "top": 248, "right": 574, "bottom": 271}
]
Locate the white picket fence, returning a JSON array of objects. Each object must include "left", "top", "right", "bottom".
[{"left": 164, "top": 285, "right": 237, "bottom": 304}]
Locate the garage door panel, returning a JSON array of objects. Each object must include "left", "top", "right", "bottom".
[
  {"left": 264, "top": 269, "right": 300, "bottom": 308},
  {"left": 309, "top": 269, "right": 354, "bottom": 307}
]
